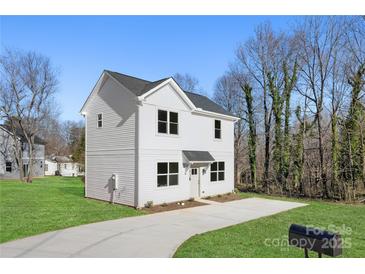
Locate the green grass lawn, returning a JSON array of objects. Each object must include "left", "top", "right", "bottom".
[
  {"left": 0, "top": 176, "right": 143, "bottom": 244},
  {"left": 174, "top": 193, "right": 365, "bottom": 258}
]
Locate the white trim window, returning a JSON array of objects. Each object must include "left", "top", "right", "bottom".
[
  {"left": 157, "top": 162, "right": 179, "bottom": 187},
  {"left": 210, "top": 161, "right": 225, "bottom": 182},
  {"left": 5, "top": 161, "right": 12, "bottom": 172},
  {"left": 97, "top": 113, "right": 103, "bottom": 128},
  {"left": 158, "top": 110, "right": 178, "bottom": 135},
  {"left": 214, "top": 120, "right": 221, "bottom": 139}
]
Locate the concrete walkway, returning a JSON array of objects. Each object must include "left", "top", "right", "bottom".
[{"left": 0, "top": 198, "right": 306, "bottom": 258}]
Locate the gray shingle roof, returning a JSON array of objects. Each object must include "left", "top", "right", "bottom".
[
  {"left": 182, "top": 150, "right": 215, "bottom": 162},
  {"left": 106, "top": 70, "right": 234, "bottom": 117},
  {"left": 107, "top": 70, "right": 169, "bottom": 97},
  {"left": 183, "top": 91, "right": 232, "bottom": 116},
  {"left": 0, "top": 125, "right": 46, "bottom": 145}
]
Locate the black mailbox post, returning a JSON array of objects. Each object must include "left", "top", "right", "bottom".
[{"left": 289, "top": 224, "right": 342, "bottom": 258}]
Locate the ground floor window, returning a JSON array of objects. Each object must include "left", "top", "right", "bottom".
[
  {"left": 5, "top": 162, "right": 12, "bottom": 172},
  {"left": 45, "top": 164, "right": 48, "bottom": 171},
  {"left": 210, "top": 161, "right": 225, "bottom": 182},
  {"left": 157, "top": 162, "right": 179, "bottom": 187}
]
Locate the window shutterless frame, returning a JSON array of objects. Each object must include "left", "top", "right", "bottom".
[
  {"left": 157, "top": 109, "right": 179, "bottom": 135},
  {"left": 157, "top": 162, "right": 179, "bottom": 187},
  {"left": 97, "top": 113, "right": 103, "bottom": 128},
  {"left": 214, "top": 119, "right": 221, "bottom": 139},
  {"left": 210, "top": 161, "right": 225, "bottom": 182}
]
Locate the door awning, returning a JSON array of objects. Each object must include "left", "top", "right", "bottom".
[{"left": 182, "top": 150, "right": 215, "bottom": 163}]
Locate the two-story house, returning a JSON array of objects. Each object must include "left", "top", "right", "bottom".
[
  {"left": 0, "top": 125, "right": 45, "bottom": 179},
  {"left": 81, "top": 70, "right": 238, "bottom": 208}
]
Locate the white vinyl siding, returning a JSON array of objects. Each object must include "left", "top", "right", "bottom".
[
  {"left": 137, "top": 83, "right": 234, "bottom": 207},
  {"left": 85, "top": 76, "right": 137, "bottom": 206},
  {"left": 83, "top": 75, "right": 235, "bottom": 207}
]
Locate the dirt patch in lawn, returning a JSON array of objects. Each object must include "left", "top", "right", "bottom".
[
  {"left": 206, "top": 193, "right": 244, "bottom": 203},
  {"left": 143, "top": 200, "right": 207, "bottom": 214}
]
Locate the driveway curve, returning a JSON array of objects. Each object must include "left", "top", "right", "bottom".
[{"left": 0, "top": 198, "right": 306, "bottom": 258}]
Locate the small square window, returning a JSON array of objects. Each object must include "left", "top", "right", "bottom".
[
  {"left": 157, "top": 162, "right": 179, "bottom": 187},
  {"left": 210, "top": 161, "right": 225, "bottom": 182},
  {"left": 157, "top": 110, "right": 179, "bottom": 135}
]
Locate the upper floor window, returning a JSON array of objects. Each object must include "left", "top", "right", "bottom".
[
  {"left": 97, "top": 113, "right": 103, "bottom": 128},
  {"left": 210, "top": 161, "right": 225, "bottom": 182},
  {"left": 157, "top": 162, "right": 179, "bottom": 187},
  {"left": 5, "top": 162, "right": 12, "bottom": 172},
  {"left": 158, "top": 110, "right": 178, "bottom": 135},
  {"left": 214, "top": 120, "right": 221, "bottom": 139}
]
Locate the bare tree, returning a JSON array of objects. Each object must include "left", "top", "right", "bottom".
[
  {"left": 235, "top": 23, "right": 276, "bottom": 192},
  {"left": 173, "top": 73, "right": 206, "bottom": 95},
  {"left": 214, "top": 72, "right": 245, "bottom": 186},
  {"left": 296, "top": 17, "right": 344, "bottom": 198},
  {"left": 0, "top": 49, "right": 58, "bottom": 182},
  {"left": 41, "top": 114, "right": 68, "bottom": 156}
]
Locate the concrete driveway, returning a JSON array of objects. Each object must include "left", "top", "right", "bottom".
[{"left": 0, "top": 198, "right": 306, "bottom": 258}]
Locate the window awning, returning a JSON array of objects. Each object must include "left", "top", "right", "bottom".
[{"left": 182, "top": 150, "right": 215, "bottom": 163}]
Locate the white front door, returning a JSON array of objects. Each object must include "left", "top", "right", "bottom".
[{"left": 190, "top": 168, "right": 200, "bottom": 198}]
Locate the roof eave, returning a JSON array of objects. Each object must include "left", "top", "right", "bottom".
[
  {"left": 192, "top": 109, "right": 240, "bottom": 122},
  {"left": 137, "top": 78, "right": 197, "bottom": 110}
]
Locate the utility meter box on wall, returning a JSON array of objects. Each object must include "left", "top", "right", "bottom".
[{"left": 111, "top": 173, "right": 118, "bottom": 190}]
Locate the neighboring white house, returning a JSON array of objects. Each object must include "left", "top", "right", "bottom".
[
  {"left": 0, "top": 125, "right": 45, "bottom": 179},
  {"left": 80, "top": 70, "right": 238, "bottom": 208},
  {"left": 44, "top": 159, "right": 58, "bottom": 176},
  {"left": 45, "top": 156, "right": 84, "bottom": 177}
]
